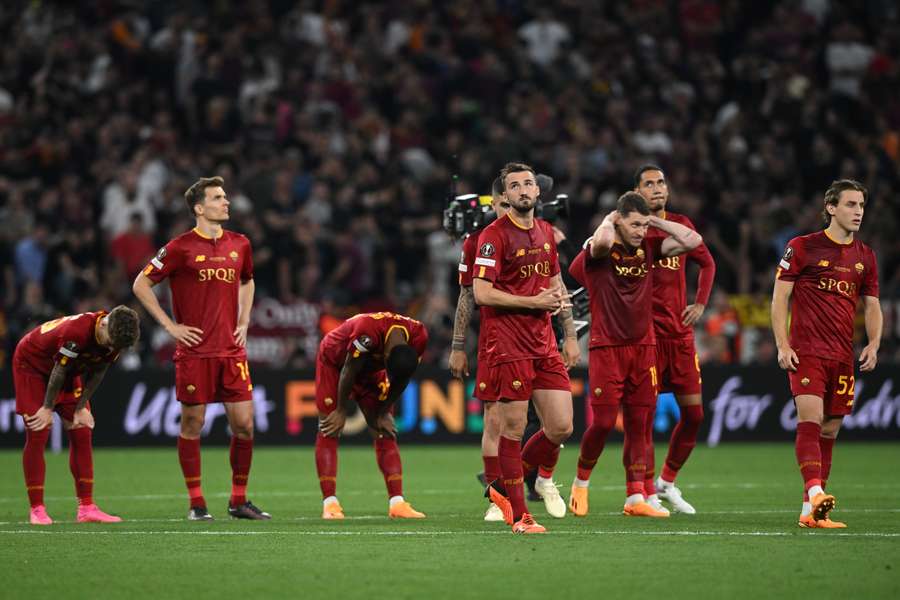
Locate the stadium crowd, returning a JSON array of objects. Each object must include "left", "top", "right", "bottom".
[{"left": 1, "top": 0, "right": 899, "bottom": 369}]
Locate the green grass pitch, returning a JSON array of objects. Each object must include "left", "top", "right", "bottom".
[{"left": 1, "top": 443, "right": 898, "bottom": 600}]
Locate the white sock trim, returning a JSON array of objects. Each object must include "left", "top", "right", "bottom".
[
  {"left": 389, "top": 495, "right": 405, "bottom": 507},
  {"left": 808, "top": 485, "right": 825, "bottom": 499},
  {"left": 573, "top": 477, "right": 590, "bottom": 488},
  {"left": 323, "top": 496, "right": 338, "bottom": 506},
  {"left": 801, "top": 502, "right": 812, "bottom": 517}
]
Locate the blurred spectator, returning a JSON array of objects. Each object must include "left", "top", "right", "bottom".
[
  {"left": 110, "top": 213, "right": 155, "bottom": 281},
  {"left": 0, "top": 1, "right": 897, "bottom": 368}
]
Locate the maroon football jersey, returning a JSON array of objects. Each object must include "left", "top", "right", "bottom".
[
  {"left": 646, "top": 211, "right": 716, "bottom": 339},
  {"left": 318, "top": 312, "right": 429, "bottom": 373},
  {"left": 776, "top": 230, "right": 878, "bottom": 364},
  {"left": 570, "top": 236, "right": 665, "bottom": 348},
  {"left": 474, "top": 214, "right": 560, "bottom": 365},
  {"left": 459, "top": 233, "right": 479, "bottom": 287},
  {"left": 14, "top": 311, "right": 119, "bottom": 379},
  {"left": 142, "top": 227, "right": 253, "bottom": 361}
]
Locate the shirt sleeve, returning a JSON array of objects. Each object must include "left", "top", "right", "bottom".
[
  {"left": 569, "top": 249, "right": 587, "bottom": 286},
  {"left": 686, "top": 230, "right": 716, "bottom": 305},
  {"left": 241, "top": 237, "right": 254, "bottom": 282},
  {"left": 546, "top": 222, "right": 561, "bottom": 278},
  {"left": 473, "top": 227, "right": 504, "bottom": 283},
  {"left": 775, "top": 238, "right": 806, "bottom": 282},
  {"left": 142, "top": 240, "right": 184, "bottom": 283},
  {"left": 458, "top": 235, "right": 477, "bottom": 287},
  {"left": 861, "top": 247, "right": 879, "bottom": 298},
  {"left": 346, "top": 317, "right": 382, "bottom": 359}
]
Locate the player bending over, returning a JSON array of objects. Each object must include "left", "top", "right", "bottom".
[
  {"left": 14, "top": 306, "right": 140, "bottom": 524},
  {"left": 316, "top": 312, "right": 428, "bottom": 520}
]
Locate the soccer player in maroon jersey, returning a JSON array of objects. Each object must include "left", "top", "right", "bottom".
[
  {"left": 473, "top": 162, "right": 580, "bottom": 534},
  {"left": 133, "top": 176, "right": 269, "bottom": 521},
  {"left": 635, "top": 165, "right": 716, "bottom": 515},
  {"left": 772, "top": 179, "right": 881, "bottom": 529},
  {"left": 449, "top": 178, "right": 511, "bottom": 522},
  {"left": 567, "top": 192, "right": 701, "bottom": 518},
  {"left": 315, "top": 312, "right": 429, "bottom": 519},
  {"left": 13, "top": 306, "right": 140, "bottom": 524}
]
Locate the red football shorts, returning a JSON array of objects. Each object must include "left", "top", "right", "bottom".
[
  {"left": 315, "top": 355, "right": 392, "bottom": 416},
  {"left": 589, "top": 345, "right": 658, "bottom": 407},
  {"left": 788, "top": 354, "right": 855, "bottom": 416},
  {"left": 473, "top": 355, "right": 491, "bottom": 402},
  {"left": 175, "top": 356, "right": 253, "bottom": 404},
  {"left": 656, "top": 337, "right": 702, "bottom": 396},
  {"left": 479, "top": 354, "right": 570, "bottom": 402},
  {"left": 14, "top": 366, "right": 85, "bottom": 422}
]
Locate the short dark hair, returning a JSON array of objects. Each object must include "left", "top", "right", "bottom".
[
  {"left": 107, "top": 305, "right": 140, "bottom": 349},
  {"left": 617, "top": 191, "right": 650, "bottom": 217},
  {"left": 499, "top": 162, "right": 535, "bottom": 190},
  {"left": 491, "top": 176, "right": 503, "bottom": 197},
  {"left": 822, "top": 179, "right": 867, "bottom": 226},
  {"left": 184, "top": 176, "right": 225, "bottom": 218},
  {"left": 386, "top": 344, "right": 418, "bottom": 382},
  {"left": 634, "top": 164, "right": 664, "bottom": 188}
]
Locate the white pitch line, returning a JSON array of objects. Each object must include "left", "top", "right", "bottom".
[
  {"left": 0, "top": 508, "right": 898, "bottom": 526},
  {"left": 3, "top": 482, "right": 900, "bottom": 504},
  {"left": 1, "top": 529, "right": 899, "bottom": 538}
]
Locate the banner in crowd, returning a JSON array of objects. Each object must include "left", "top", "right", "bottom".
[{"left": 1, "top": 366, "right": 898, "bottom": 448}]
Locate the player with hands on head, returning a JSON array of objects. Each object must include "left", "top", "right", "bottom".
[{"left": 567, "top": 192, "right": 701, "bottom": 518}]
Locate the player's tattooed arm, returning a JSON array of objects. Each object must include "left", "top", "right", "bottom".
[
  {"left": 449, "top": 286, "right": 474, "bottom": 378},
  {"left": 451, "top": 286, "right": 474, "bottom": 351},
  {"left": 24, "top": 361, "right": 72, "bottom": 431},
  {"left": 556, "top": 274, "right": 580, "bottom": 368}
]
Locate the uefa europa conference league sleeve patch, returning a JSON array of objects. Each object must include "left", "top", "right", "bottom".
[
  {"left": 779, "top": 246, "right": 792, "bottom": 269},
  {"left": 352, "top": 335, "right": 374, "bottom": 354},
  {"left": 151, "top": 247, "right": 166, "bottom": 269},
  {"left": 479, "top": 242, "right": 495, "bottom": 257}
]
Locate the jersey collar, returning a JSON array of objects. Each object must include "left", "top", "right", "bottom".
[
  {"left": 193, "top": 226, "right": 224, "bottom": 240},
  {"left": 506, "top": 213, "right": 533, "bottom": 230},
  {"left": 823, "top": 228, "right": 853, "bottom": 246}
]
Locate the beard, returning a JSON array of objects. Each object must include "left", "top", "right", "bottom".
[{"left": 511, "top": 196, "right": 535, "bottom": 214}]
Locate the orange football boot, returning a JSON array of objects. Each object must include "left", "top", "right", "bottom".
[
  {"left": 389, "top": 501, "right": 426, "bottom": 519},
  {"left": 512, "top": 512, "right": 546, "bottom": 534},
  {"left": 623, "top": 501, "right": 670, "bottom": 517},
  {"left": 322, "top": 500, "right": 345, "bottom": 520},
  {"left": 569, "top": 484, "right": 589, "bottom": 517},
  {"left": 488, "top": 484, "right": 514, "bottom": 525},
  {"left": 810, "top": 492, "right": 836, "bottom": 521},
  {"left": 798, "top": 514, "right": 847, "bottom": 529}
]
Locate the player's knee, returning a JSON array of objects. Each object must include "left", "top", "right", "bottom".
[
  {"left": 180, "top": 414, "right": 205, "bottom": 436},
  {"left": 231, "top": 419, "right": 254, "bottom": 438},
  {"left": 546, "top": 422, "right": 573, "bottom": 443}
]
